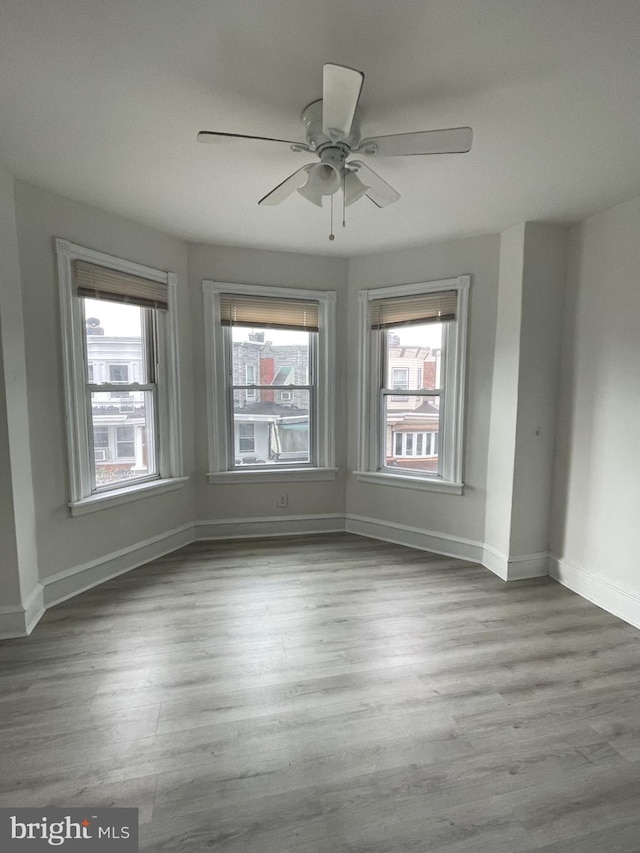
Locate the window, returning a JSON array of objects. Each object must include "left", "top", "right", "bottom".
[
  {"left": 115, "top": 425, "right": 136, "bottom": 459},
  {"left": 357, "top": 276, "right": 469, "bottom": 493},
  {"left": 109, "top": 363, "right": 129, "bottom": 383},
  {"left": 245, "top": 364, "right": 257, "bottom": 401},
  {"left": 56, "top": 239, "right": 184, "bottom": 514},
  {"left": 204, "top": 281, "right": 337, "bottom": 482},
  {"left": 237, "top": 423, "right": 255, "bottom": 454},
  {"left": 391, "top": 367, "right": 409, "bottom": 401},
  {"left": 391, "top": 431, "right": 439, "bottom": 459}
]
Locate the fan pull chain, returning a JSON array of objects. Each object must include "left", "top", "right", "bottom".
[
  {"left": 329, "top": 194, "right": 335, "bottom": 241},
  {"left": 342, "top": 169, "right": 346, "bottom": 228}
]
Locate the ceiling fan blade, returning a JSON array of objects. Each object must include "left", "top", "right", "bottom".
[
  {"left": 357, "top": 127, "right": 473, "bottom": 157},
  {"left": 349, "top": 161, "right": 400, "bottom": 208},
  {"left": 322, "top": 64, "right": 364, "bottom": 142},
  {"left": 197, "top": 131, "right": 309, "bottom": 151},
  {"left": 258, "top": 165, "right": 314, "bottom": 206}
]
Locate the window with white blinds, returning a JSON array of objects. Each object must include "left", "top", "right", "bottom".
[
  {"left": 357, "top": 276, "right": 470, "bottom": 493},
  {"left": 204, "top": 281, "right": 337, "bottom": 482},
  {"left": 57, "top": 239, "right": 184, "bottom": 513}
]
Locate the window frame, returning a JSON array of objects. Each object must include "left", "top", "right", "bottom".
[
  {"left": 56, "top": 239, "right": 186, "bottom": 515},
  {"left": 356, "top": 275, "right": 469, "bottom": 495},
  {"left": 203, "top": 280, "right": 337, "bottom": 483}
]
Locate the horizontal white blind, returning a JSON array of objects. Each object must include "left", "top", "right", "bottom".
[
  {"left": 220, "top": 293, "right": 319, "bottom": 331},
  {"left": 74, "top": 261, "right": 168, "bottom": 309},
  {"left": 370, "top": 290, "right": 457, "bottom": 329}
]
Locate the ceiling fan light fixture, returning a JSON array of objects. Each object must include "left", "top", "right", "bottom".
[
  {"left": 309, "top": 162, "right": 341, "bottom": 193},
  {"left": 297, "top": 161, "right": 341, "bottom": 206},
  {"left": 297, "top": 182, "right": 324, "bottom": 207}
]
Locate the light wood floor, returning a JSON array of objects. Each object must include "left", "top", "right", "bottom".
[{"left": 2, "top": 533, "right": 640, "bottom": 852}]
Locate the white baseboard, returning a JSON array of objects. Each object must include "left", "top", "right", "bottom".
[
  {"left": 481, "top": 545, "right": 509, "bottom": 580},
  {"left": 0, "top": 606, "right": 30, "bottom": 640},
  {"left": 345, "top": 514, "right": 484, "bottom": 564},
  {"left": 0, "top": 583, "right": 45, "bottom": 639},
  {"left": 23, "top": 583, "right": 45, "bottom": 635},
  {"left": 482, "top": 545, "right": 549, "bottom": 581},
  {"left": 21, "top": 513, "right": 636, "bottom": 641},
  {"left": 41, "top": 523, "right": 195, "bottom": 609},
  {"left": 194, "top": 513, "right": 345, "bottom": 541},
  {"left": 550, "top": 555, "right": 640, "bottom": 630},
  {"left": 507, "top": 551, "right": 549, "bottom": 580}
]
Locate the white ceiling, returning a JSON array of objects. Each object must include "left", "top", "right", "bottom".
[{"left": 1, "top": 0, "right": 640, "bottom": 257}]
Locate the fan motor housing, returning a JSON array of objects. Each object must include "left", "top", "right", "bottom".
[{"left": 301, "top": 99, "right": 362, "bottom": 152}]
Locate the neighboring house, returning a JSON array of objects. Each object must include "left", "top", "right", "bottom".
[
  {"left": 385, "top": 398, "right": 440, "bottom": 472},
  {"left": 86, "top": 322, "right": 148, "bottom": 485},
  {"left": 386, "top": 341, "right": 442, "bottom": 472},
  {"left": 230, "top": 331, "right": 443, "bottom": 469},
  {"left": 233, "top": 331, "right": 309, "bottom": 465},
  {"left": 87, "top": 323, "right": 443, "bottom": 472},
  {"left": 231, "top": 333, "right": 310, "bottom": 464}
]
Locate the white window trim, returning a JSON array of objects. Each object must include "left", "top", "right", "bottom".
[
  {"left": 68, "top": 476, "right": 189, "bottom": 517},
  {"left": 355, "top": 275, "right": 469, "bottom": 493},
  {"left": 203, "top": 280, "right": 337, "bottom": 483},
  {"left": 56, "top": 239, "right": 185, "bottom": 512}
]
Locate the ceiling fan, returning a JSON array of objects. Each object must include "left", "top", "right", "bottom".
[{"left": 197, "top": 64, "right": 472, "bottom": 237}]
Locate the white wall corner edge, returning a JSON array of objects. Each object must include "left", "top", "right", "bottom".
[
  {"left": 549, "top": 555, "right": 640, "bottom": 631},
  {"left": 482, "top": 544, "right": 549, "bottom": 581},
  {"left": 0, "top": 583, "right": 45, "bottom": 639}
]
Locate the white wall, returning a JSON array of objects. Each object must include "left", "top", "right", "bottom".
[
  {"left": 483, "top": 225, "right": 525, "bottom": 557},
  {"left": 551, "top": 196, "right": 640, "bottom": 620},
  {"left": 484, "top": 223, "right": 567, "bottom": 579},
  {"left": 0, "top": 168, "right": 39, "bottom": 631},
  {"left": 511, "top": 223, "right": 567, "bottom": 556},
  {"left": 346, "top": 235, "right": 500, "bottom": 549},
  {"left": 187, "top": 243, "right": 348, "bottom": 525},
  {"left": 12, "top": 181, "right": 195, "bottom": 583}
]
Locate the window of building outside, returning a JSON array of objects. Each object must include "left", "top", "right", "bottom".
[
  {"left": 56, "top": 239, "right": 184, "bottom": 513},
  {"left": 83, "top": 297, "right": 158, "bottom": 489},
  {"left": 391, "top": 366, "right": 409, "bottom": 401},
  {"left": 109, "top": 363, "right": 129, "bottom": 383},
  {"left": 245, "top": 364, "right": 257, "bottom": 401},
  {"left": 357, "top": 276, "right": 469, "bottom": 493},
  {"left": 204, "top": 281, "right": 336, "bottom": 482},
  {"left": 238, "top": 423, "right": 255, "bottom": 454}
]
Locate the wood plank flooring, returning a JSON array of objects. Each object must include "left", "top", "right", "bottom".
[{"left": 2, "top": 533, "right": 640, "bottom": 851}]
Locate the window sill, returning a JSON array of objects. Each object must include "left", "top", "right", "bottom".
[
  {"left": 354, "top": 471, "right": 463, "bottom": 495},
  {"left": 69, "top": 476, "right": 189, "bottom": 516},
  {"left": 208, "top": 467, "right": 338, "bottom": 484}
]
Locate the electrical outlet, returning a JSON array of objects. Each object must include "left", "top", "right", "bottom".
[{"left": 277, "top": 493, "right": 288, "bottom": 508}]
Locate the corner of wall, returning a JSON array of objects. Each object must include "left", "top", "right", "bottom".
[{"left": 0, "top": 166, "right": 41, "bottom": 632}]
